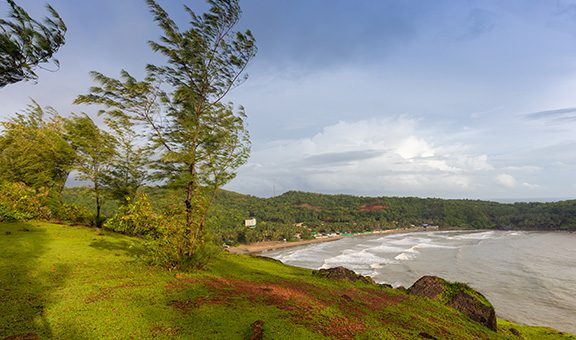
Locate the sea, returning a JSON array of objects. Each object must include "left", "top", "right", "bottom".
[{"left": 263, "top": 230, "right": 576, "bottom": 334}]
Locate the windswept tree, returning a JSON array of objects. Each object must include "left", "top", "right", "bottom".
[
  {"left": 0, "top": 0, "right": 66, "bottom": 87},
  {"left": 0, "top": 101, "right": 76, "bottom": 198},
  {"left": 65, "top": 114, "right": 116, "bottom": 227},
  {"left": 75, "top": 71, "right": 154, "bottom": 204},
  {"left": 78, "top": 0, "right": 256, "bottom": 263}
]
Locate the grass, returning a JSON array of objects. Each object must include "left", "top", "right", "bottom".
[{"left": 1, "top": 221, "right": 574, "bottom": 339}]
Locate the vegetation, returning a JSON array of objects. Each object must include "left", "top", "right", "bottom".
[
  {"left": 0, "top": 0, "right": 66, "bottom": 87},
  {"left": 0, "top": 102, "right": 75, "bottom": 205},
  {"left": 1, "top": 221, "right": 572, "bottom": 339},
  {"left": 55, "top": 186, "right": 576, "bottom": 246},
  {"left": 73, "top": 0, "right": 256, "bottom": 266},
  {"left": 65, "top": 114, "right": 116, "bottom": 227},
  {"left": 1, "top": 0, "right": 573, "bottom": 338}
]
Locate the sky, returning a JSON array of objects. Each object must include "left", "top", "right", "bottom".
[{"left": 2, "top": 0, "right": 576, "bottom": 200}]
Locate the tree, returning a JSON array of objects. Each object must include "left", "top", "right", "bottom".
[
  {"left": 0, "top": 0, "right": 66, "bottom": 87},
  {"left": 65, "top": 114, "right": 116, "bottom": 227},
  {"left": 75, "top": 71, "right": 154, "bottom": 204},
  {"left": 0, "top": 101, "right": 76, "bottom": 198},
  {"left": 78, "top": 0, "right": 256, "bottom": 263},
  {"left": 145, "top": 0, "right": 256, "bottom": 260}
]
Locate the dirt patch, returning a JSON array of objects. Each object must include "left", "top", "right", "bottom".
[
  {"left": 334, "top": 287, "right": 404, "bottom": 316},
  {"left": 168, "top": 295, "right": 228, "bottom": 312},
  {"left": 358, "top": 203, "right": 388, "bottom": 212},
  {"left": 297, "top": 203, "right": 322, "bottom": 212},
  {"left": 201, "top": 278, "right": 370, "bottom": 339},
  {"left": 166, "top": 277, "right": 201, "bottom": 291},
  {"left": 206, "top": 278, "right": 322, "bottom": 310},
  {"left": 249, "top": 320, "right": 264, "bottom": 340}
]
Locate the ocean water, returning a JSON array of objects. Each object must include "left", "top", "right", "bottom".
[{"left": 263, "top": 230, "right": 576, "bottom": 333}]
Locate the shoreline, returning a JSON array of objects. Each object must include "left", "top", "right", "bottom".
[
  {"left": 227, "top": 236, "right": 344, "bottom": 254},
  {"left": 227, "top": 227, "right": 439, "bottom": 255}
]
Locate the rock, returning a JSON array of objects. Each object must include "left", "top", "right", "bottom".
[
  {"left": 253, "top": 255, "right": 283, "bottom": 264},
  {"left": 509, "top": 327, "right": 522, "bottom": 337},
  {"left": 379, "top": 283, "right": 393, "bottom": 289},
  {"left": 250, "top": 320, "right": 264, "bottom": 340},
  {"left": 408, "top": 275, "right": 497, "bottom": 331},
  {"left": 312, "top": 266, "right": 376, "bottom": 285},
  {"left": 407, "top": 276, "right": 445, "bottom": 299},
  {"left": 447, "top": 291, "right": 496, "bottom": 331}
]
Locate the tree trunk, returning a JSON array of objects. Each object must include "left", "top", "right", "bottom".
[{"left": 95, "top": 182, "right": 101, "bottom": 228}]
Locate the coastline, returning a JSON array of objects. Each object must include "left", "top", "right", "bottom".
[
  {"left": 227, "top": 227, "right": 438, "bottom": 255},
  {"left": 227, "top": 236, "right": 344, "bottom": 254}
]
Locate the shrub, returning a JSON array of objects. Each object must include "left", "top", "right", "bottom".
[
  {"left": 141, "top": 206, "right": 221, "bottom": 270},
  {"left": 52, "top": 203, "right": 94, "bottom": 225},
  {"left": 103, "top": 193, "right": 161, "bottom": 237},
  {"left": 0, "top": 181, "right": 51, "bottom": 222}
]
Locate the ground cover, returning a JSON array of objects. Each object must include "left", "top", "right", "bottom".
[{"left": 0, "top": 222, "right": 572, "bottom": 339}]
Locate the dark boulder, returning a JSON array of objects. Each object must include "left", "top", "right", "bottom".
[
  {"left": 407, "top": 276, "right": 445, "bottom": 299},
  {"left": 408, "top": 275, "right": 497, "bottom": 331},
  {"left": 312, "top": 266, "right": 376, "bottom": 285},
  {"left": 447, "top": 291, "right": 497, "bottom": 331}
]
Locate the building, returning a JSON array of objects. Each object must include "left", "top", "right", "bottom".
[{"left": 244, "top": 218, "right": 256, "bottom": 228}]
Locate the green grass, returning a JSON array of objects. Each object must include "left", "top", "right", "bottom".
[{"left": 1, "top": 222, "right": 574, "bottom": 339}]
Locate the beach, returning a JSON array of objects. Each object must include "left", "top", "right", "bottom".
[
  {"left": 226, "top": 227, "right": 434, "bottom": 254},
  {"left": 227, "top": 236, "right": 343, "bottom": 254}
]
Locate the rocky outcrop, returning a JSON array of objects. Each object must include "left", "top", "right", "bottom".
[
  {"left": 407, "top": 276, "right": 445, "bottom": 299},
  {"left": 408, "top": 275, "right": 497, "bottom": 331},
  {"left": 312, "top": 266, "right": 376, "bottom": 285}
]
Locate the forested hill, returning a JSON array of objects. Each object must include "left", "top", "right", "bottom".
[
  {"left": 62, "top": 187, "right": 576, "bottom": 244},
  {"left": 208, "top": 190, "right": 576, "bottom": 241}
]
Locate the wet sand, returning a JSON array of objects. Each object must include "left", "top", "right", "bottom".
[
  {"left": 227, "top": 236, "right": 343, "bottom": 254},
  {"left": 227, "top": 228, "right": 431, "bottom": 254}
]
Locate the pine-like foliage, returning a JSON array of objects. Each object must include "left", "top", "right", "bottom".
[{"left": 0, "top": 0, "right": 66, "bottom": 87}]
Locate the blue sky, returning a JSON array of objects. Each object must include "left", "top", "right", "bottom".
[{"left": 2, "top": 0, "right": 576, "bottom": 200}]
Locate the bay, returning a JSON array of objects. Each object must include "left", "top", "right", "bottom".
[{"left": 263, "top": 230, "right": 576, "bottom": 333}]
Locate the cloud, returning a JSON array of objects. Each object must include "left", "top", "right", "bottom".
[
  {"left": 302, "top": 150, "right": 384, "bottom": 166},
  {"left": 227, "top": 117, "right": 495, "bottom": 197},
  {"left": 495, "top": 174, "right": 517, "bottom": 188},
  {"left": 523, "top": 107, "right": 576, "bottom": 123},
  {"left": 522, "top": 182, "right": 540, "bottom": 189}
]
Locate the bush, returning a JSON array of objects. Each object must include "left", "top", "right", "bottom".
[
  {"left": 141, "top": 206, "right": 221, "bottom": 270},
  {"left": 103, "top": 193, "right": 161, "bottom": 237},
  {"left": 52, "top": 203, "right": 94, "bottom": 225},
  {"left": 0, "top": 181, "right": 51, "bottom": 222}
]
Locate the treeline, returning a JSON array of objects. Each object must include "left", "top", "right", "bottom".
[
  {"left": 61, "top": 187, "right": 576, "bottom": 245},
  {"left": 205, "top": 190, "right": 576, "bottom": 244}
]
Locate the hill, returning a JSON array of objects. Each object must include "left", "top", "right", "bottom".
[
  {"left": 0, "top": 221, "right": 572, "bottom": 339},
  {"left": 61, "top": 187, "right": 576, "bottom": 245}
]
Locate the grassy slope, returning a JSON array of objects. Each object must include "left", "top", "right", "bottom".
[{"left": 0, "top": 222, "right": 572, "bottom": 339}]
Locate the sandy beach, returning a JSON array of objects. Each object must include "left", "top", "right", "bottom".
[
  {"left": 226, "top": 227, "right": 433, "bottom": 255},
  {"left": 227, "top": 236, "right": 343, "bottom": 254}
]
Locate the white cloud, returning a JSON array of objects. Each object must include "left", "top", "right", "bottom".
[
  {"left": 522, "top": 182, "right": 540, "bottom": 189},
  {"left": 495, "top": 174, "right": 517, "bottom": 188},
  {"left": 227, "top": 117, "right": 496, "bottom": 197}
]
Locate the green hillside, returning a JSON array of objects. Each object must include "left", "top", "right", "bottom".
[
  {"left": 60, "top": 187, "right": 576, "bottom": 246},
  {"left": 1, "top": 221, "right": 572, "bottom": 339}
]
